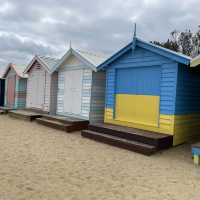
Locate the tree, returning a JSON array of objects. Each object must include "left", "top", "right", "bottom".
[{"left": 151, "top": 26, "right": 200, "bottom": 57}]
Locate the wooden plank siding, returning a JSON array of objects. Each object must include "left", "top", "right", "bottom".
[
  {"left": 57, "top": 71, "right": 64, "bottom": 114},
  {"left": 81, "top": 69, "right": 92, "bottom": 118},
  {"left": 50, "top": 71, "right": 58, "bottom": 115},
  {"left": 4, "top": 67, "right": 27, "bottom": 109},
  {"left": 56, "top": 53, "right": 106, "bottom": 122},
  {"left": 172, "top": 65, "right": 200, "bottom": 144},
  {"left": 43, "top": 71, "right": 51, "bottom": 112},
  {"left": 104, "top": 47, "right": 178, "bottom": 135},
  {"left": 15, "top": 78, "right": 27, "bottom": 109},
  {"left": 89, "top": 71, "right": 106, "bottom": 123},
  {"left": 4, "top": 67, "right": 16, "bottom": 108}
]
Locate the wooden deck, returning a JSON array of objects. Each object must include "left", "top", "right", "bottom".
[
  {"left": 36, "top": 115, "right": 89, "bottom": 132},
  {"left": 0, "top": 106, "right": 14, "bottom": 114},
  {"left": 8, "top": 110, "right": 42, "bottom": 121},
  {"left": 82, "top": 123, "right": 173, "bottom": 155}
]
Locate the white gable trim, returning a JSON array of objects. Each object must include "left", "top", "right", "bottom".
[
  {"left": 24, "top": 55, "right": 51, "bottom": 74},
  {"left": 2, "top": 63, "right": 26, "bottom": 78},
  {"left": 51, "top": 48, "right": 97, "bottom": 74}
]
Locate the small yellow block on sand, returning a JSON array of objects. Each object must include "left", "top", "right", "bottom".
[{"left": 193, "top": 155, "right": 200, "bottom": 165}]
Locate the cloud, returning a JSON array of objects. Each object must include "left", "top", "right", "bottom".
[{"left": 0, "top": 0, "right": 199, "bottom": 67}]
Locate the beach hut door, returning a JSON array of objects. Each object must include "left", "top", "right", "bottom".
[
  {"left": 29, "top": 71, "right": 45, "bottom": 109},
  {"left": 64, "top": 70, "right": 83, "bottom": 115},
  {"left": 115, "top": 67, "right": 160, "bottom": 127},
  {"left": 7, "top": 75, "right": 16, "bottom": 108}
]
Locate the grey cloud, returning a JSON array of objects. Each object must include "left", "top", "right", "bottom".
[{"left": 0, "top": 0, "right": 199, "bottom": 67}]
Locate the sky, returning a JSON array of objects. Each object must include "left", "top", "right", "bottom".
[{"left": 0, "top": 0, "right": 199, "bottom": 68}]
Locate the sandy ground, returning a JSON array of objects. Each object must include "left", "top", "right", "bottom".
[{"left": 0, "top": 115, "right": 199, "bottom": 200}]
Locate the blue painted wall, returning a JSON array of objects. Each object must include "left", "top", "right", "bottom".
[
  {"left": 105, "top": 47, "right": 178, "bottom": 115},
  {"left": 116, "top": 66, "right": 161, "bottom": 95},
  {"left": 175, "top": 64, "right": 200, "bottom": 114}
]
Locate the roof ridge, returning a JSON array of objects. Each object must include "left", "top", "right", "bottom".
[
  {"left": 37, "top": 54, "right": 59, "bottom": 61},
  {"left": 76, "top": 49, "right": 107, "bottom": 58}
]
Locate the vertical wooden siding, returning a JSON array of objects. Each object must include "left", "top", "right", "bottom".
[
  {"left": 50, "top": 71, "right": 58, "bottom": 115},
  {"left": 44, "top": 71, "right": 51, "bottom": 112},
  {"left": 57, "top": 71, "right": 65, "bottom": 114},
  {"left": 5, "top": 67, "right": 16, "bottom": 108},
  {"left": 15, "top": 78, "right": 27, "bottom": 109},
  {"left": 89, "top": 71, "right": 106, "bottom": 123},
  {"left": 81, "top": 69, "right": 92, "bottom": 118}
]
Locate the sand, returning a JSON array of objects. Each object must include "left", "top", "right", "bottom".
[{"left": 0, "top": 115, "right": 199, "bottom": 200}]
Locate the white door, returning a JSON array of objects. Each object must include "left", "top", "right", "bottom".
[
  {"left": 64, "top": 69, "right": 83, "bottom": 115},
  {"left": 36, "top": 71, "right": 45, "bottom": 109},
  {"left": 28, "top": 70, "right": 45, "bottom": 109}
]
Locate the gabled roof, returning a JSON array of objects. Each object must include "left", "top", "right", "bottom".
[
  {"left": 98, "top": 37, "right": 191, "bottom": 69},
  {"left": 2, "top": 63, "right": 28, "bottom": 78},
  {"left": 191, "top": 55, "right": 200, "bottom": 67},
  {"left": 24, "top": 55, "right": 60, "bottom": 74},
  {"left": 52, "top": 48, "right": 109, "bottom": 73}
]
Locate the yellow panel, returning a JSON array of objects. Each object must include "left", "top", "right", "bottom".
[
  {"left": 104, "top": 109, "right": 174, "bottom": 136},
  {"left": 104, "top": 108, "right": 113, "bottom": 121},
  {"left": 173, "top": 114, "right": 200, "bottom": 145},
  {"left": 115, "top": 94, "right": 160, "bottom": 127},
  {"left": 159, "top": 114, "right": 175, "bottom": 133},
  {"left": 104, "top": 109, "right": 200, "bottom": 146},
  {"left": 193, "top": 155, "right": 200, "bottom": 165}
]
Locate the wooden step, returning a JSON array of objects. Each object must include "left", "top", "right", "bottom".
[
  {"left": 88, "top": 123, "right": 172, "bottom": 150},
  {"left": 8, "top": 110, "right": 42, "bottom": 121},
  {"left": 0, "top": 106, "right": 14, "bottom": 113},
  {"left": 36, "top": 118, "right": 69, "bottom": 131},
  {"left": 0, "top": 110, "right": 7, "bottom": 115},
  {"left": 42, "top": 114, "right": 89, "bottom": 126},
  {"left": 82, "top": 130, "right": 157, "bottom": 155},
  {"left": 36, "top": 117, "right": 88, "bottom": 132}
]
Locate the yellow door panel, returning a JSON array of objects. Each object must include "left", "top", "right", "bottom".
[{"left": 115, "top": 94, "right": 160, "bottom": 127}]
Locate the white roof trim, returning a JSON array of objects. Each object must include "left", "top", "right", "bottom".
[
  {"left": 3, "top": 63, "right": 27, "bottom": 78},
  {"left": 51, "top": 48, "right": 107, "bottom": 73},
  {"left": 24, "top": 55, "right": 51, "bottom": 74}
]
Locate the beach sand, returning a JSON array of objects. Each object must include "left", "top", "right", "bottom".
[{"left": 0, "top": 115, "right": 199, "bottom": 200}]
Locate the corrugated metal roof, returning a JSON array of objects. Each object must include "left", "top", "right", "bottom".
[
  {"left": 76, "top": 49, "right": 109, "bottom": 66},
  {"left": 51, "top": 48, "right": 110, "bottom": 73},
  {"left": 2, "top": 63, "right": 28, "bottom": 78},
  {"left": 11, "top": 64, "right": 28, "bottom": 78},
  {"left": 37, "top": 55, "right": 60, "bottom": 71}
]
